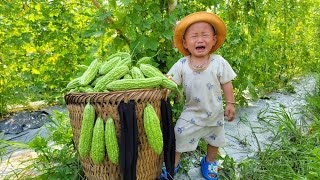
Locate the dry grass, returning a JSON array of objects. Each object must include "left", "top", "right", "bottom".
[{"left": 0, "top": 150, "right": 38, "bottom": 179}]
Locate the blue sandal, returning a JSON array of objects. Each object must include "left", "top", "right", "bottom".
[
  {"left": 200, "top": 156, "right": 219, "bottom": 180},
  {"left": 159, "top": 163, "right": 180, "bottom": 180}
]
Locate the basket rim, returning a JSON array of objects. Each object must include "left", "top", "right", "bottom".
[{"left": 64, "top": 88, "right": 170, "bottom": 104}]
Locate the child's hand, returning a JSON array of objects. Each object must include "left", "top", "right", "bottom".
[{"left": 225, "top": 104, "right": 235, "bottom": 122}]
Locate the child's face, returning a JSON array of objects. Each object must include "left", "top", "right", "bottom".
[{"left": 182, "top": 22, "right": 217, "bottom": 58}]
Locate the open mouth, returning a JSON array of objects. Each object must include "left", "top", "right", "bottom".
[{"left": 196, "top": 46, "right": 206, "bottom": 51}]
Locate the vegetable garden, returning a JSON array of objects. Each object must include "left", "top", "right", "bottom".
[{"left": 0, "top": 0, "right": 319, "bottom": 179}]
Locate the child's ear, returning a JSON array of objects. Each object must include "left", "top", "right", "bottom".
[
  {"left": 214, "top": 35, "right": 218, "bottom": 41},
  {"left": 182, "top": 38, "right": 188, "bottom": 49},
  {"left": 212, "top": 35, "right": 218, "bottom": 44}
]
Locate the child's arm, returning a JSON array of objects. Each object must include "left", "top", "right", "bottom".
[{"left": 221, "top": 81, "right": 235, "bottom": 122}]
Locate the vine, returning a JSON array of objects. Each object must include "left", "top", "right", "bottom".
[{"left": 0, "top": 0, "right": 319, "bottom": 116}]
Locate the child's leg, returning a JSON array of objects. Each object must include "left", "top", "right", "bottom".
[
  {"left": 201, "top": 144, "right": 219, "bottom": 179},
  {"left": 175, "top": 151, "right": 181, "bottom": 167},
  {"left": 201, "top": 138, "right": 221, "bottom": 179},
  {"left": 206, "top": 144, "right": 219, "bottom": 163}
]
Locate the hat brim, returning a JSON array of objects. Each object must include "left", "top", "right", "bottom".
[{"left": 174, "top": 11, "right": 227, "bottom": 56}]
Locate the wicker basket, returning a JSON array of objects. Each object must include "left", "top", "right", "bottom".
[{"left": 64, "top": 88, "right": 170, "bottom": 180}]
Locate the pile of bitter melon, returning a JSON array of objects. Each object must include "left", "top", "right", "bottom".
[
  {"left": 73, "top": 52, "right": 170, "bottom": 165},
  {"left": 65, "top": 52, "right": 178, "bottom": 93}
]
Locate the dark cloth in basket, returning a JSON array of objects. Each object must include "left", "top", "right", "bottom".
[
  {"left": 161, "top": 99, "right": 176, "bottom": 179},
  {"left": 119, "top": 100, "right": 138, "bottom": 180}
]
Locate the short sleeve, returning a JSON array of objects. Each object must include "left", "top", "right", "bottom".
[
  {"left": 167, "top": 58, "right": 186, "bottom": 86},
  {"left": 217, "top": 56, "right": 237, "bottom": 84}
]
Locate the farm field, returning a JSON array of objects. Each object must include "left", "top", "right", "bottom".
[{"left": 1, "top": 0, "right": 319, "bottom": 179}]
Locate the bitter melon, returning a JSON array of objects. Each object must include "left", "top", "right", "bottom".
[
  {"left": 117, "top": 56, "right": 132, "bottom": 68},
  {"left": 123, "top": 74, "right": 133, "bottom": 79},
  {"left": 105, "top": 77, "right": 163, "bottom": 91},
  {"left": 161, "top": 77, "right": 178, "bottom": 91},
  {"left": 90, "top": 116, "right": 105, "bottom": 165},
  {"left": 105, "top": 116, "right": 119, "bottom": 164},
  {"left": 66, "top": 77, "right": 81, "bottom": 89},
  {"left": 80, "top": 59, "right": 100, "bottom": 86},
  {"left": 106, "top": 52, "right": 131, "bottom": 61},
  {"left": 94, "top": 65, "right": 129, "bottom": 91},
  {"left": 143, "top": 103, "right": 163, "bottom": 155},
  {"left": 131, "top": 66, "right": 145, "bottom": 79},
  {"left": 139, "top": 64, "right": 165, "bottom": 78},
  {"left": 78, "top": 86, "right": 95, "bottom": 93},
  {"left": 99, "top": 56, "right": 121, "bottom": 75},
  {"left": 78, "top": 102, "right": 96, "bottom": 158},
  {"left": 136, "top": 57, "right": 153, "bottom": 66}
]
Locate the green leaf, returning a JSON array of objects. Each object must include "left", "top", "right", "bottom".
[{"left": 28, "top": 136, "right": 48, "bottom": 151}]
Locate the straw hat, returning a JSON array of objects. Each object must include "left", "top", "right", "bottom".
[{"left": 173, "top": 11, "right": 227, "bottom": 56}]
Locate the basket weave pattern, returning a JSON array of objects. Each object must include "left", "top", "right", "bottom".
[{"left": 64, "top": 89, "right": 169, "bottom": 180}]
